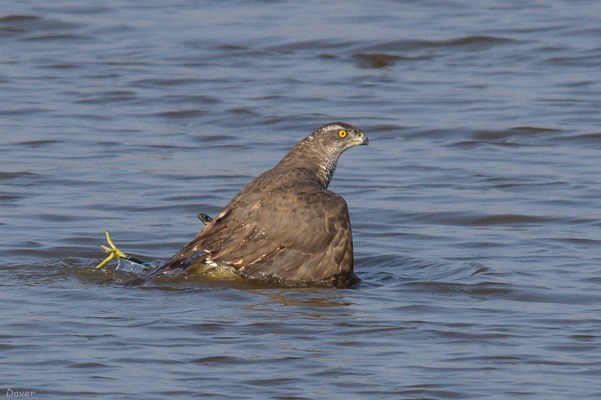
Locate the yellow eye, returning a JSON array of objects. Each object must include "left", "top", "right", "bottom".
[{"left": 339, "top": 130, "right": 347, "bottom": 138}]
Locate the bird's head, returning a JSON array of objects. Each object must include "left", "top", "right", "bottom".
[
  {"left": 309, "top": 122, "right": 369, "bottom": 153},
  {"left": 279, "top": 122, "right": 368, "bottom": 188}
]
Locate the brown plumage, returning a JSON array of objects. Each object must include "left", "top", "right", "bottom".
[{"left": 146, "top": 122, "right": 368, "bottom": 287}]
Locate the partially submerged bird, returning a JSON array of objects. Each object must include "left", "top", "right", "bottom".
[{"left": 99, "top": 122, "right": 368, "bottom": 287}]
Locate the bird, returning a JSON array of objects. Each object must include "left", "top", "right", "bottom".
[{"left": 140, "top": 122, "right": 368, "bottom": 287}]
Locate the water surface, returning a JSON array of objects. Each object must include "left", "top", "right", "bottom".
[{"left": 1, "top": 1, "right": 601, "bottom": 399}]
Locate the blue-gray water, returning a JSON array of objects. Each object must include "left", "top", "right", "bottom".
[{"left": 2, "top": 1, "right": 601, "bottom": 399}]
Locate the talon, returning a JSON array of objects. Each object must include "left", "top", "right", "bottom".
[{"left": 96, "top": 230, "right": 128, "bottom": 268}]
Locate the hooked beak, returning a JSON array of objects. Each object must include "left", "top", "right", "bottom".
[{"left": 351, "top": 131, "right": 369, "bottom": 146}]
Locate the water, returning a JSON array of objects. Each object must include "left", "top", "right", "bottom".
[{"left": 1, "top": 0, "right": 601, "bottom": 398}]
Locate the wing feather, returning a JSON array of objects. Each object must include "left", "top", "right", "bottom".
[{"left": 156, "top": 184, "right": 354, "bottom": 284}]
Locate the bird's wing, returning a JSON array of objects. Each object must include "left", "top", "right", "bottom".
[
  {"left": 217, "top": 185, "right": 354, "bottom": 283},
  {"left": 151, "top": 185, "right": 354, "bottom": 284}
]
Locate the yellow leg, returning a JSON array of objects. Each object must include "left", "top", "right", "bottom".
[{"left": 96, "top": 230, "right": 128, "bottom": 268}]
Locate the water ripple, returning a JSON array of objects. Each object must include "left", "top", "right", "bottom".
[{"left": 2, "top": 1, "right": 601, "bottom": 399}]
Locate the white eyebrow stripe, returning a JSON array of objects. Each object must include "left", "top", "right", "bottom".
[{"left": 322, "top": 124, "right": 345, "bottom": 131}]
